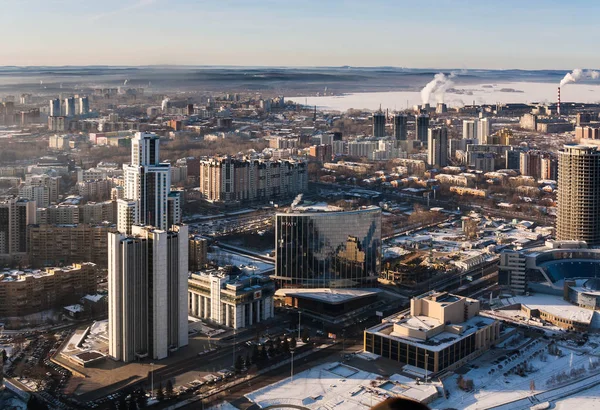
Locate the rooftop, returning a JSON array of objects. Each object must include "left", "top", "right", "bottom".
[
  {"left": 367, "top": 313, "right": 495, "bottom": 352},
  {"left": 275, "top": 288, "right": 381, "bottom": 304}
]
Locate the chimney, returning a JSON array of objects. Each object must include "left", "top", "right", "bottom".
[{"left": 557, "top": 87, "right": 561, "bottom": 116}]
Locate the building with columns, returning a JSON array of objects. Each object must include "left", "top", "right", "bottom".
[{"left": 188, "top": 268, "right": 275, "bottom": 329}]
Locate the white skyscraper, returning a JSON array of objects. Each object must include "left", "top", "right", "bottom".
[
  {"left": 463, "top": 119, "right": 478, "bottom": 140},
  {"left": 118, "top": 132, "right": 180, "bottom": 233},
  {"left": 108, "top": 224, "right": 189, "bottom": 362},
  {"left": 478, "top": 118, "right": 491, "bottom": 144}
]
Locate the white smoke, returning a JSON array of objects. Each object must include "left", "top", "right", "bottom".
[
  {"left": 291, "top": 193, "right": 303, "bottom": 209},
  {"left": 560, "top": 69, "right": 584, "bottom": 87},
  {"left": 559, "top": 69, "right": 600, "bottom": 87},
  {"left": 421, "top": 72, "right": 456, "bottom": 104}
]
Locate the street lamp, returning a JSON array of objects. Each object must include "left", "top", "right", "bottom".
[
  {"left": 150, "top": 363, "right": 154, "bottom": 398},
  {"left": 298, "top": 310, "right": 302, "bottom": 341},
  {"left": 290, "top": 349, "right": 295, "bottom": 383},
  {"left": 424, "top": 353, "right": 429, "bottom": 383}
]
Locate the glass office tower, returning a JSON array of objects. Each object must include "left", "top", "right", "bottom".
[{"left": 274, "top": 206, "right": 381, "bottom": 288}]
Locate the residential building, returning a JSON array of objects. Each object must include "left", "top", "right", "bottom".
[
  {"left": 189, "top": 235, "right": 208, "bottom": 271},
  {"left": 0, "top": 198, "right": 36, "bottom": 262},
  {"left": 427, "top": 127, "right": 448, "bottom": 168},
  {"left": 108, "top": 224, "right": 188, "bottom": 362},
  {"left": 462, "top": 119, "right": 478, "bottom": 140},
  {"left": 118, "top": 132, "right": 180, "bottom": 233},
  {"left": 478, "top": 118, "right": 491, "bottom": 144},
  {"left": 415, "top": 114, "right": 430, "bottom": 145},
  {"left": 393, "top": 114, "right": 408, "bottom": 141},
  {"left": 0, "top": 263, "right": 97, "bottom": 317},
  {"left": 28, "top": 223, "right": 117, "bottom": 268},
  {"left": 198, "top": 157, "right": 307, "bottom": 203},
  {"left": 520, "top": 151, "right": 542, "bottom": 179},
  {"left": 372, "top": 111, "right": 386, "bottom": 138},
  {"left": 556, "top": 144, "right": 600, "bottom": 245}
]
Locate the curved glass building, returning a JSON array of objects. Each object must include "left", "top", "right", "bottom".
[{"left": 274, "top": 206, "right": 381, "bottom": 288}]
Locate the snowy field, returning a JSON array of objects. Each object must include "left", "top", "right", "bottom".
[
  {"left": 289, "top": 81, "right": 600, "bottom": 111},
  {"left": 245, "top": 361, "right": 437, "bottom": 409},
  {"left": 432, "top": 336, "right": 600, "bottom": 410}
]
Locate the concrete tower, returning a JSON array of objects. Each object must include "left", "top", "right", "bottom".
[{"left": 556, "top": 144, "right": 600, "bottom": 245}]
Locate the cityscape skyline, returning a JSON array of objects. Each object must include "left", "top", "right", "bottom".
[{"left": 3, "top": 0, "right": 600, "bottom": 68}]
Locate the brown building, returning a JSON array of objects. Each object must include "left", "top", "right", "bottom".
[
  {"left": 0, "top": 263, "right": 97, "bottom": 317},
  {"left": 198, "top": 156, "right": 307, "bottom": 203},
  {"left": 189, "top": 235, "right": 208, "bottom": 271},
  {"left": 309, "top": 144, "right": 333, "bottom": 163},
  {"left": 28, "top": 223, "right": 117, "bottom": 268}
]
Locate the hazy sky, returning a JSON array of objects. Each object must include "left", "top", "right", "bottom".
[{"left": 2, "top": 0, "right": 599, "bottom": 69}]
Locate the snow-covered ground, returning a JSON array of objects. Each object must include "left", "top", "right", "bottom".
[
  {"left": 289, "top": 81, "right": 600, "bottom": 111},
  {"left": 245, "top": 361, "right": 438, "bottom": 409},
  {"left": 432, "top": 337, "right": 600, "bottom": 410},
  {"left": 554, "top": 382, "right": 600, "bottom": 409}
]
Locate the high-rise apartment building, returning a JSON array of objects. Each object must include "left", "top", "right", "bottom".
[
  {"left": 427, "top": 127, "right": 449, "bottom": 168},
  {"left": 372, "top": 111, "right": 386, "bottom": 138},
  {"left": 519, "top": 151, "right": 543, "bottom": 179},
  {"left": 0, "top": 198, "right": 36, "bottom": 261},
  {"left": 556, "top": 144, "right": 600, "bottom": 245},
  {"left": 198, "top": 157, "right": 307, "bottom": 203},
  {"left": 79, "top": 96, "right": 90, "bottom": 115},
  {"left": 118, "top": 132, "right": 180, "bottom": 233},
  {"left": 478, "top": 118, "right": 491, "bottom": 144},
  {"left": 540, "top": 155, "right": 558, "bottom": 180},
  {"left": 463, "top": 119, "right": 478, "bottom": 140},
  {"left": 65, "top": 97, "right": 76, "bottom": 117},
  {"left": 415, "top": 114, "right": 430, "bottom": 145},
  {"left": 393, "top": 114, "right": 408, "bottom": 141},
  {"left": 108, "top": 224, "right": 188, "bottom": 362},
  {"left": 49, "top": 98, "right": 61, "bottom": 117}
]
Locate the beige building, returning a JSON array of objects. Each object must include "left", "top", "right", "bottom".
[
  {"left": 556, "top": 144, "right": 600, "bottom": 245},
  {"left": 188, "top": 268, "right": 275, "bottom": 329},
  {"left": 365, "top": 291, "right": 500, "bottom": 374},
  {"left": 198, "top": 156, "right": 307, "bottom": 203},
  {"left": 0, "top": 263, "right": 97, "bottom": 317}
]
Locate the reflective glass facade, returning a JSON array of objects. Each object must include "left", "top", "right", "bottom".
[{"left": 274, "top": 207, "right": 381, "bottom": 288}]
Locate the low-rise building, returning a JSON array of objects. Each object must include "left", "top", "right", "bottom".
[
  {"left": 364, "top": 291, "right": 500, "bottom": 375},
  {"left": 188, "top": 268, "right": 275, "bottom": 329}
]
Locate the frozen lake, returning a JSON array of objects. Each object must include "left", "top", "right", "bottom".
[{"left": 289, "top": 81, "right": 600, "bottom": 112}]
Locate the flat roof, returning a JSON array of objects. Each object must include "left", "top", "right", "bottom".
[
  {"left": 275, "top": 288, "right": 381, "bottom": 304},
  {"left": 367, "top": 314, "right": 496, "bottom": 352},
  {"left": 506, "top": 294, "right": 594, "bottom": 324}
]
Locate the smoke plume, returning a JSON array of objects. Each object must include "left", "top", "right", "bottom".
[
  {"left": 559, "top": 69, "right": 600, "bottom": 87},
  {"left": 421, "top": 72, "right": 456, "bottom": 104},
  {"left": 291, "top": 193, "right": 303, "bottom": 209},
  {"left": 559, "top": 69, "right": 584, "bottom": 87}
]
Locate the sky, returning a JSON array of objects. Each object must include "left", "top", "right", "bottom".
[{"left": 2, "top": 0, "right": 600, "bottom": 69}]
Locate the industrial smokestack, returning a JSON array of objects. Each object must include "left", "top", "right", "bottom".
[{"left": 557, "top": 87, "right": 561, "bottom": 116}]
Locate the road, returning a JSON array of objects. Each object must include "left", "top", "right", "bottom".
[{"left": 177, "top": 342, "right": 350, "bottom": 409}]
